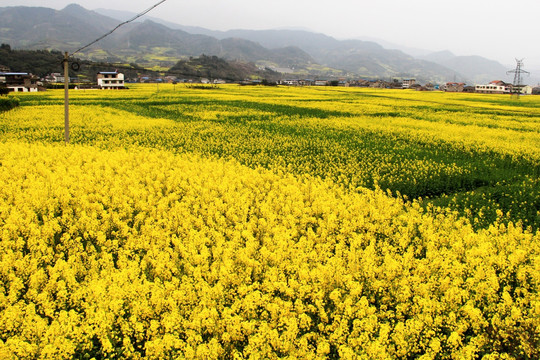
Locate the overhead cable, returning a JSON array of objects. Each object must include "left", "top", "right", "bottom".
[{"left": 71, "top": 0, "right": 168, "bottom": 56}]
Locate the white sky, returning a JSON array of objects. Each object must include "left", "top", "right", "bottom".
[{"left": 3, "top": 0, "right": 540, "bottom": 70}]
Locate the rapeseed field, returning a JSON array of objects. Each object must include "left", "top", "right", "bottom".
[{"left": 0, "top": 84, "right": 539, "bottom": 359}]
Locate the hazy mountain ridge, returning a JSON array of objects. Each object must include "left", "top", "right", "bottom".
[
  {"left": 0, "top": 4, "right": 314, "bottom": 70},
  {"left": 0, "top": 4, "right": 515, "bottom": 82},
  {"left": 93, "top": 8, "right": 214, "bottom": 36},
  {"left": 420, "top": 51, "right": 510, "bottom": 84},
  {"left": 96, "top": 9, "right": 509, "bottom": 83}
]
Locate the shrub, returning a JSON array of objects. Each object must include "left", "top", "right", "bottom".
[{"left": 0, "top": 96, "right": 19, "bottom": 111}]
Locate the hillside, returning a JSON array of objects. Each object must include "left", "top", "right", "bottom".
[
  {"left": 0, "top": 46, "right": 277, "bottom": 82},
  {"left": 169, "top": 54, "right": 280, "bottom": 81},
  {"left": 178, "top": 29, "right": 454, "bottom": 80},
  {"left": 420, "top": 51, "right": 511, "bottom": 84},
  {"left": 0, "top": 45, "right": 150, "bottom": 82},
  {"left": 0, "top": 5, "right": 315, "bottom": 73},
  {"left": 0, "top": 44, "right": 65, "bottom": 77},
  {"left": 145, "top": 28, "right": 463, "bottom": 81},
  {"left": 0, "top": 5, "right": 121, "bottom": 51},
  {"left": 184, "top": 28, "right": 515, "bottom": 83},
  {"left": 0, "top": 4, "right": 513, "bottom": 82}
]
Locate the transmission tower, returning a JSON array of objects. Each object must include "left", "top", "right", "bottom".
[{"left": 507, "top": 59, "right": 530, "bottom": 98}]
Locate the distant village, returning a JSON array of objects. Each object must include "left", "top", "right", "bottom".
[{"left": 1, "top": 67, "right": 539, "bottom": 95}]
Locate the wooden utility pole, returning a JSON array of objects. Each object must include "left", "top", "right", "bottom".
[{"left": 63, "top": 52, "right": 70, "bottom": 144}]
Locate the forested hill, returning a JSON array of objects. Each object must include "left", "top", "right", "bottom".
[
  {"left": 0, "top": 4, "right": 460, "bottom": 82},
  {"left": 0, "top": 45, "right": 140, "bottom": 80},
  {"left": 169, "top": 55, "right": 279, "bottom": 82},
  {"left": 0, "top": 5, "right": 315, "bottom": 74},
  {"left": 0, "top": 44, "right": 64, "bottom": 77},
  {"left": 0, "top": 45, "right": 278, "bottom": 82},
  {"left": 1, "top": 4, "right": 515, "bottom": 82}
]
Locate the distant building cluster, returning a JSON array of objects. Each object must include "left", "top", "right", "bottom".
[
  {"left": 273, "top": 78, "right": 538, "bottom": 95},
  {"left": 1, "top": 66, "right": 538, "bottom": 95},
  {"left": 0, "top": 69, "right": 126, "bottom": 92}
]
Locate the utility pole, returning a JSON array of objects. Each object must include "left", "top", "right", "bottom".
[{"left": 63, "top": 52, "right": 70, "bottom": 144}]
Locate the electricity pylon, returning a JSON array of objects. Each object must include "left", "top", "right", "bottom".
[{"left": 507, "top": 59, "right": 530, "bottom": 98}]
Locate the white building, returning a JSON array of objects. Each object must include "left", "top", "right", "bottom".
[
  {"left": 97, "top": 71, "right": 125, "bottom": 89},
  {"left": 475, "top": 84, "right": 510, "bottom": 94},
  {"left": 520, "top": 85, "right": 533, "bottom": 95},
  {"left": 46, "top": 73, "right": 66, "bottom": 83},
  {"left": 402, "top": 79, "right": 416, "bottom": 89},
  {"left": 281, "top": 79, "right": 299, "bottom": 86}
]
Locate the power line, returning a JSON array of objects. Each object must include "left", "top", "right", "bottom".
[
  {"left": 507, "top": 59, "right": 530, "bottom": 98},
  {"left": 71, "top": 0, "right": 168, "bottom": 56},
  {"left": 63, "top": 0, "right": 169, "bottom": 145}
]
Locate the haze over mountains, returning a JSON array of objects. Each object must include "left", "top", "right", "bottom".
[{"left": 0, "top": 3, "right": 527, "bottom": 84}]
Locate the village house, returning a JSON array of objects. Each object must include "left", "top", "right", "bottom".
[
  {"left": 299, "top": 79, "right": 314, "bottom": 86},
  {"left": 0, "top": 72, "right": 39, "bottom": 92},
  {"left": 355, "top": 79, "right": 372, "bottom": 87},
  {"left": 388, "top": 79, "right": 403, "bottom": 89},
  {"left": 519, "top": 85, "right": 533, "bottom": 95},
  {"left": 402, "top": 79, "right": 416, "bottom": 89},
  {"left": 444, "top": 82, "right": 466, "bottom": 92},
  {"left": 314, "top": 80, "right": 328, "bottom": 86},
  {"left": 475, "top": 80, "right": 511, "bottom": 94},
  {"left": 164, "top": 76, "right": 179, "bottom": 83},
  {"left": 370, "top": 80, "right": 391, "bottom": 88},
  {"left": 281, "top": 79, "right": 300, "bottom": 86},
  {"left": 45, "top": 73, "right": 66, "bottom": 83},
  {"left": 240, "top": 79, "right": 260, "bottom": 85},
  {"left": 97, "top": 71, "right": 125, "bottom": 89}
]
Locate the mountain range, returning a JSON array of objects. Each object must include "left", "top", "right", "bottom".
[{"left": 0, "top": 4, "right": 516, "bottom": 84}]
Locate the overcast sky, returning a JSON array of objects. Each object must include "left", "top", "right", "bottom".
[{"left": 3, "top": 0, "right": 540, "bottom": 71}]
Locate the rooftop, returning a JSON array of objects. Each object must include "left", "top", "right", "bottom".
[{"left": 0, "top": 72, "right": 29, "bottom": 76}]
